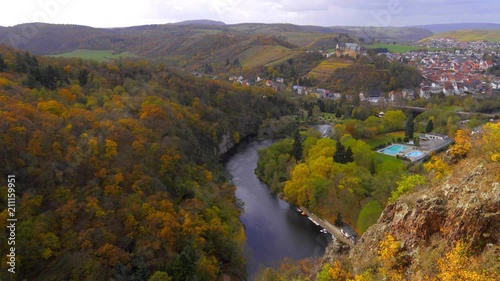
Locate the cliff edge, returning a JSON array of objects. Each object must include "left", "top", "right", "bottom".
[{"left": 348, "top": 157, "right": 499, "bottom": 277}]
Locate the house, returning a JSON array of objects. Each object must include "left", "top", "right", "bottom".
[
  {"left": 479, "top": 60, "right": 493, "bottom": 70},
  {"left": 359, "top": 92, "right": 366, "bottom": 102},
  {"left": 420, "top": 86, "right": 431, "bottom": 99},
  {"left": 276, "top": 77, "right": 285, "bottom": 83},
  {"left": 333, "top": 93, "right": 342, "bottom": 100},
  {"left": 443, "top": 82, "right": 455, "bottom": 95},
  {"left": 345, "top": 43, "right": 360, "bottom": 52},
  {"left": 265, "top": 80, "right": 273, "bottom": 87},
  {"left": 422, "top": 133, "right": 449, "bottom": 141},
  {"left": 430, "top": 83, "right": 442, "bottom": 94},
  {"left": 402, "top": 89, "right": 416, "bottom": 100},
  {"left": 455, "top": 83, "right": 468, "bottom": 94},
  {"left": 313, "top": 88, "right": 327, "bottom": 96},
  {"left": 336, "top": 42, "right": 346, "bottom": 51},
  {"left": 324, "top": 52, "right": 335, "bottom": 58},
  {"left": 367, "top": 89, "right": 383, "bottom": 103},
  {"left": 293, "top": 85, "right": 307, "bottom": 95},
  {"left": 323, "top": 90, "right": 333, "bottom": 98}
]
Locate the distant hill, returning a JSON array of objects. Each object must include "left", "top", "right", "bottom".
[
  {"left": 334, "top": 26, "right": 433, "bottom": 42},
  {"left": 172, "top": 19, "right": 226, "bottom": 26},
  {"left": 411, "top": 23, "right": 500, "bottom": 33},
  {"left": 0, "top": 22, "right": 435, "bottom": 72},
  {"left": 422, "top": 29, "right": 500, "bottom": 42}
]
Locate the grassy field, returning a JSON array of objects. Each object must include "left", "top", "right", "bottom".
[
  {"left": 373, "top": 151, "right": 406, "bottom": 165},
  {"left": 366, "top": 43, "right": 433, "bottom": 53},
  {"left": 424, "top": 29, "right": 500, "bottom": 42},
  {"left": 52, "top": 49, "right": 138, "bottom": 61},
  {"left": 307, "top": 59, "right": 353, "bottom": 80},
  {"left": 363, "top": 131, "right": 406, "bottom": 149},
  {"left": 239, "top": 45, "right": 299, "bottom": 68}
]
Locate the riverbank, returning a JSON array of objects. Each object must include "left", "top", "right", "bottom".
[
  {"left": 299, "top": 206, "right": 355, "bottom": 246},
  {"left": 226, "top": 140, "right": 329, "bottom": 279}
]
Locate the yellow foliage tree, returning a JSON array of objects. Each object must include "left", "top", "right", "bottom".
[
  {"left": 435, "top": 241, "right": 497, "bottom": 281},
  {"left": 448, "top": 129, "right": 472, "bottom": 160},
  {"left": 481, "top": 122, "right": 500, "bottom": 162},
  {"left": 377, "top": 234, "right": 404, "bottom": 281},
  {"left": 105, "top": 139, "right": 118, "bottom": 159},
  {"left": 284, "top": 163, "right": 312, "bottom": 206},
  {"left": 37, "top": 100, "right": 66, "bottom": 116},
  {"left": 424, "top": 155, "right": 450, "bottom": 181}
]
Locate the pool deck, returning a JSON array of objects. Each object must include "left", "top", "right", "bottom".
[
  {"left": 377, "top": 144, "right": 426, "bottom": 161},
  {"left": 376, "top": 135, "right": 453, "bottom": 162}
]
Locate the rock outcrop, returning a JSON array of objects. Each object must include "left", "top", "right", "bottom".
[{"left": 348, "top": 158, "right": 499, "bottom": 274}]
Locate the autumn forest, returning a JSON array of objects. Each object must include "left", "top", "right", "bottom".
[{"left": 0, "top": 44, "right": 297, "bottom": 280}]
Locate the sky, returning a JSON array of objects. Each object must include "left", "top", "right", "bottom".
[{"left": 2, "top": 0, "right": 499, "bottom": 28}]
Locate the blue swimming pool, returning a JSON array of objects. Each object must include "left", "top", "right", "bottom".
[
  {"left": 379, "top": 144, "right": 408, "bottom": 156},
  {"left": 406, "top": 150, "right": 424, "bottom": 158}
]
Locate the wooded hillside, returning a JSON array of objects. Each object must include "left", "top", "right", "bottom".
[{"left": 0, "top": 44, "right": 297, "bottom": 280}]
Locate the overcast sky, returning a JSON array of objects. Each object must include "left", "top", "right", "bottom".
[{"left": 2, "top": 0, "right": 499, "bottom": 28}]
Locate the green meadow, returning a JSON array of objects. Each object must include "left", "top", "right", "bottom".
[{"left": 52, "top": 49, "right": 137, "bottom": 61}]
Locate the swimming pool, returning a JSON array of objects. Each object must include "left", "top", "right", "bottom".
[
  {"left": 379, "top": 144, "right": 409, "bottom": 156},
  {"left": 406, "top": 150, "right": 424, "bottom": 158}
]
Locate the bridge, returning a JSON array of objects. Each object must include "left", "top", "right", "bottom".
[
  {"left": 299, "top": 206, "right": 355, "bottom": 247},
  {"left": 389, "top": 105, "right": 497, "bottom": 118}
]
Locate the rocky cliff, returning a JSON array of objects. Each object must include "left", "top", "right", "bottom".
[{"left": 348, "top": 157, "right": 499, "bottom": 277}]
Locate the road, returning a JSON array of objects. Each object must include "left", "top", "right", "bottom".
[{"left": 299, "top": 206, "right": 354, "bottom": 247}]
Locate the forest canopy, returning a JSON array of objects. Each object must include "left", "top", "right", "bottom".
[{"left": 0, "top": 44, "right": 297, "bottom": 280}]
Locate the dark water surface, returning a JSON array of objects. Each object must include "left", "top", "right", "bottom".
[{"left": 225, "top": 140, "right": 329, "bottom": 280}]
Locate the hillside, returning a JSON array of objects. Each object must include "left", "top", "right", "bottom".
[
  {"left": 349, "top": 154, "right": 499, "bottom": 279},
  {"left": 306, "top": 58, "right": 353, "bottom": 81},
  {"left": 0, "top": 44, "right": 298, "bottom": 280},
  {"left": 255, "top": 125, "right": 500, "bottom": 280},
  {"left": 422, "top": 29, "right": 500, "bottom": 42},
  {"left": 337, "top": 26, "right": 433, "bottom": 42},
  {"left": 412, "top": 23, "right": 500, "bottom": 33},
  {"left": 0, "top": 22, "right": 434, "bottom": 73}
]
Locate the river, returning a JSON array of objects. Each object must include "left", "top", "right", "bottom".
[{"left": 225, "top": 140, "right": 329, "bottom": 280}]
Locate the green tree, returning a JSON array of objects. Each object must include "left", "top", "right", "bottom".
[
  {"left": 425, "top": 119, "right": 434, "bottom": 133},
  {"left": 405, "top": 114, "right": 414, "bottom": 139},
  {"left": 357, "top": 200, "right": 383, "bottom": 233},
  {"left": 381, "top": 110, "right": 406, "bottom": 132},
  {"left": 334, "top": 212, "right": 343, "bottom": 227},
  {"left": 292, "top": 130, "right": 303, "bottom": 161},
  {"left": 334, "top": 142, "right": 353, "bottom": 164},
  {"left": 0, "top": 54, "right": 7, "bottom": 71},
  {"left": 169, "top": 243, "right": 197, "bottom": 281},
  {"left": 149, "top": 271, "right": 172, "bottom": 281},
  {"left": 334, "top": 141, "right": 346, "bottom": 163},
  {"left": 369, "top": 158, "right": 376, "bottom": 175},
  {"left": 345, "top": 146, "right": 354, "bottom": 163},
  {"left": 78, "top": 69, "right": 89, "bottom": 86},
  {"left": 389, "top": 174, "right": 427, "bottom": 203}
]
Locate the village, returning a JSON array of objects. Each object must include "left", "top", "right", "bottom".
[{"left": 219, "top": 38, "right": 499, "bottom": 103}]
